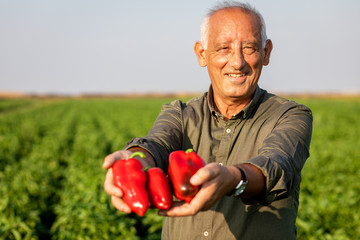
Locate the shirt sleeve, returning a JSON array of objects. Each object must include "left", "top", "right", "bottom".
[
  {"left": 244, "top": 104, "right": 313, "bottom": 205},
  {"left": 124, "top": 100, "right": 184, "bottom": 172}
]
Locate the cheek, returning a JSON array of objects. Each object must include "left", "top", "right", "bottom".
[
  {"left": 246, "top": 56, "right": 263, "bottom": 73},
  {"left": 208, "top": 54, "right": 229, "bottom": 70},
  {"left": 250, "top": 53, "right": 264, "bottom": 67}
]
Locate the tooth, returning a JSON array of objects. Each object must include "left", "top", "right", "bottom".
[
  {"left": 228, "top": 73, "right": 245, "bottom": 77},
  {"left": 229, "top": 74, "right": 243, "bottom": 77}
]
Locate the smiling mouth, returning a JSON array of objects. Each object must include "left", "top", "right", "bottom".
[
  {"left": 225, "top": 73, "right": 247, "bottom": 85},
  {"left": 226, "top": 73, "right": 246, "bottom": 77}
]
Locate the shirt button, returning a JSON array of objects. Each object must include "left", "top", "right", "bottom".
[
  {"left": 226, "top": 128, "right": 231, "bottom": 133},
  {"left": 203, "top": 231, "right": 209, "bottom": 237}
]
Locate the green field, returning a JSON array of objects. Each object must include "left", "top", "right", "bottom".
[{"left": 0, "top": 96, "right": 359, "bottom": 239}]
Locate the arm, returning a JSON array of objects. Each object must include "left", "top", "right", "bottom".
[
  {"left": 123, "top": 100, "right": 184, "bottom": 171},
  {"left": 235, "top": 163, "right": 265, "bottom": 200},
  {"left": 245, "top": 105, "right": 313, "bottom": 204}
]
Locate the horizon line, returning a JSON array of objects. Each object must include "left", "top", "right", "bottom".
[{"left": 1, "top": 90, "right": 360, "bottom": 99}]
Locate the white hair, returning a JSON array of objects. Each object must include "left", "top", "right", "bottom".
[{"left": 200, "top": 1, "right": 268, "bottom": 49}]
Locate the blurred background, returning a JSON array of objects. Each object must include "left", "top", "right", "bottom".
[{"left": 1, "top": 0, "right": 360, "bottom": 96}]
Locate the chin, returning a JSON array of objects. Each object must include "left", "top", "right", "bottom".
[{"left": 225, "top": 88, "right": 247, "bottom": 98}]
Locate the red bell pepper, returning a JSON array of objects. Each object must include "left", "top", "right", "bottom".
[
  {"left": 112, "top": 152, "right": 149, "bottom": 216},
  {"left": 168, "top": 149, "right": 205, "bottom": 203},
  {"left": 146, "top": 167, "right": 173, "bottom": 210}
]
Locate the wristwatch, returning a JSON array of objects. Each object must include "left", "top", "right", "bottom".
[{"left": 230, "top": 167, "right": 248, "bottom": 197}]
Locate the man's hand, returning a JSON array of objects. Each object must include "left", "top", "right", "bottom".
[
  {"left": 102, "top": 148, "right": 156, "bottom": 214},
  {"left": 103, "top": 150, "right": 134, "bottom": 213},
  {"left": 158, "top": 162, "right": 265, "bottom": 217},
  {"left": 158, "top": 163, "right": 241, "bottom": 217}
]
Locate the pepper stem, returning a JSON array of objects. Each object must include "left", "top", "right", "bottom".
[
  {"left": 185, "top": 149, "right": 193, "bottom": 154},
  {"left": 130, "top": 151, "right": 146, "bottom": 159}
]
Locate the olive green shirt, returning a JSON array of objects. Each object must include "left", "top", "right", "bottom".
[{"left": 125, "top": 86, "right": 313, "bottom": 240}]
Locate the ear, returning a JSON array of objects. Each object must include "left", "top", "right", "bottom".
[
  {"left": 194, "top": 41, "right": 207, "bottom": 67},
  {"left": 262, "top": 39, "right": 273, "bottom": 66}
]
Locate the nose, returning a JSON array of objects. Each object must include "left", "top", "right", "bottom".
[{"left": 230, "top": 48, "right": 246, "bottom": 70}]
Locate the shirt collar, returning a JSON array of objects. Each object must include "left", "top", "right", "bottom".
[
  {"left": 207, "top": 86, "right": 218, "bottom": 117},
  {"left": 207, "top": 85, "right": 266, "bottom": 120}
]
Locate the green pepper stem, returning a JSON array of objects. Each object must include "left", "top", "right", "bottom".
[
  {"left": 185, "top": 149, "right": 193, "bottom": 154},
  {"left": 130, "top": 151, "right": 146, "bottom": 159}
]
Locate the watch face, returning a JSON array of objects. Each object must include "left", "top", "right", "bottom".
[
  {"left": 235, "top": 184, "right": 246, "bottom": 196},
  {"left": 233, "top": 181, "right": 248, "bottom": 197}
]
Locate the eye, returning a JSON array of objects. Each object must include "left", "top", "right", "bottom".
[
  {"left": 242, "top": 46, "right": 256, "bottom": 55},
  {"left": 215, "top": 44, "right": 230, "bottom": 53},
  {"left": 217, "top": 47, "right": 229, "bottom": 52}
]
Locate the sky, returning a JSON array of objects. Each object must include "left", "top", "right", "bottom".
[{"left": 1, "top": 0, "right": 360, "bottom": 95}]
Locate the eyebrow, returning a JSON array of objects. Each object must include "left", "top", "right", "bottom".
[
  {"left": 242, "top": 41, "right": 259, "bottom": 46},
  {"left": 214, "top": 41, "right": 232, "bottom": 46},
  {"left": 214, "top": 40, "right": 259, "bottom": 48}
]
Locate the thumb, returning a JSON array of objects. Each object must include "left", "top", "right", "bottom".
[
  {"left": 102, "top": 150, "right": 132, "bottom": 169},
  {"left": 190, "top": 165, "right": 215, "bottom": 186}
]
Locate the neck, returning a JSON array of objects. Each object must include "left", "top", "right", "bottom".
[{"left": 214, "top": 96, "right": 251, "bottom": 120}]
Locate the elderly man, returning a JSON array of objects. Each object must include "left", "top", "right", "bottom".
[{"left": 103, "top": 2, "right": 312, "bottom": 239}]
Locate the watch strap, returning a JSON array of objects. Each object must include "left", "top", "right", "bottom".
[
  {"left": 228, "top": 166, "right": 248, "bottom": 196},
  {"left": 236, "top": 167, "right": 247, "bottom": 185}
]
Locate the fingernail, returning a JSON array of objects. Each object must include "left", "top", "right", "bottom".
[
  {"left": 114, "top": 188, "right": 123, "bottom": 197},
  {"left": 190, "top": 175, "right": 201, "bottom": 185}
]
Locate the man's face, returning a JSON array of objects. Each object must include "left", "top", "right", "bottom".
[{"left": 195, "top": 8, "right": 272, "bottom": 102}]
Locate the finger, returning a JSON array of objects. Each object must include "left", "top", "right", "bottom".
[
  {"left": 159, "top": 184, "right": 214, "bottom": 217},
  {"left": 158, "top": 201, "right": 199, "bottom": 217},
  {"left": 111, "top": 195, "right": 132, "bottom": 214},
  {"left": 190, "top": 163, "right": 219, "bottom": 186},
  {"left": 158, "top": 200, "right": 184, "bottom": 215},
  {"left": 104, "top": 169, "right": 123, "bottom": 197},
  {"left": 102, "top": 150, "right": 131, "bottom": 169},
  {"left": 187, "top": 183, "right": 216, "bottom": 211},
  {"left": 159, "top": 182, "right": 219, "bottom": 217},
  {"left": 102, "top": 152, "right": 118, "bottom": 169}
]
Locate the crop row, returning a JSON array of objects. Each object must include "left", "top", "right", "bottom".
[
  {"left": 0, "top": 99, "right": 34, "bottom": 114},
  {"left": 0, "top": 99, "right": 170, "bottom": 239},
  {"left": 0, "top": 101, "right": 78, "bottom": 238},
  {"left": 296, "top": 99, "right": 360, "bottom": 240}
]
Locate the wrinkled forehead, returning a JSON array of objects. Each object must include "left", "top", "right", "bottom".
[{"left": 208, "top": 8, "right": 262, "bottom": 42}]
